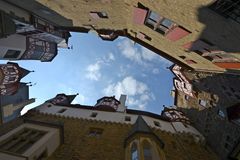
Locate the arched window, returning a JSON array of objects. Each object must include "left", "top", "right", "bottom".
[
  {"left": 131, "top": 142, "right": 138, "bottom": 160},
  {"left": 143, "top": 140, "right": 153, "bottom": 160}
]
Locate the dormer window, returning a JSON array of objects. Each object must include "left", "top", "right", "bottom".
[
  {"left": 90, "top": 112, "right": 98, "bottom": 118},
  {"left": 90, "top": 11, "right": 108, "bottom": 19}
]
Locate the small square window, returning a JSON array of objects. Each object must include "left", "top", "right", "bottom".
[
  {"left": 154, "top": 121, "right": 160, "bottom": 127},
  {"left": 90, "top": 112, "right": 98, "bottom": 118},
  {"left": 57, "top": 108, "right": 67, "bottom": 113},
  {"left": 88, "top": 128, "right": 103, "bottom": 137},
  {"left": 90, "top": 11, "right": 108, "bottom": 19},
  {"left": 125, "top": 116, "right": 131, "bottom": 122},
  {"left": 179, "top": 56, "right": 186, "bottom": 59},
  {"left": 199, "top": 100, "right": 207, "bottom": 107},
  {"left": 4, "top": 49, "right": 21, "bottom": 58},
  {"left": 218, "top": 110, "right": 225, "bottom": 118},
  {"left": 185, "top": 95, "right": 189, "bottom": 100}
]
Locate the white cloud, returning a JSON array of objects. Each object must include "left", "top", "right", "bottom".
[
  {"left": 117, "top": 39, "right": 172, "bottom": 68},
  {"left": 117, "top": 39, "right": 144, "bottom": 65},
  {"left": 152, "top": 68, "right": 160, "bottom": 74},
  {"left": 103, "top": 76, "right": 154, "bottom": 110},
  {"left": 86, "top": 61, "right": 101, "bottom": 81},
  {"left": 85, "top": 52, "right": 115, "bottom": 81},
  {"left": 102, "top": 52, "right": 115, "bottom": 64},
  {"left": 108, "top": 53, "right": 115, "bottom": 61}
]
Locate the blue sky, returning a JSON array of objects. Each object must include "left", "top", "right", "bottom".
[{"left": 1, "top": 32, "right": 174, "bottom": 114}]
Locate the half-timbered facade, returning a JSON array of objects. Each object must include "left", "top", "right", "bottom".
[
  {"left": 0, "top": 0, "right": 71, "bottom": 62},
  {"left": 0, "top": 62, "right": 30, "bottom": 95}
]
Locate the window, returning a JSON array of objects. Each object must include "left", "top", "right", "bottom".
[
  {"left": 0, "top": 128, "right": 46, "bottom": 154},
  {"left": 235, "top": 94, "right": 240, "bottom": 99},
  {"left": 131, "top": 142, "right": 138, "bottom": 160},
  {"left": 136, "top": 32, "right": 152, "bottom": 41},
  {"left": 145, "top": 11, "right": 176, "bottom": 35},
  {"left": 88, "top": 128, "right": 103, "bottom": 137},
  {"left": 57, "top": 108, "right": 67, "bottom": 113},
  {"left": 199, "top": 99, "right": 207, "bottom": 107},
  {"left": 218, "top": 110, "right": 225, "bottom": 118},
  {"left": 4, "top": 49, "right": 21, "bottom": 58},
  {"left": 179, "top": 56, "right": 186, "bottom": 59},
  {"left": 90, "top": 11, "right": 108, "bottom": 19},
  {"left": 90, "top": 112, "right": 98, "bottom": 118},
  {"left": 143, "top": 141, "right": 153, "bottom": 160},
  {"left": 125, "top": 116, "right": 131, "bottom": 122},
  {"left": 210, "top": 0, "right": 240, "bottom": 24},
  {"left": 154, "top": 121, "right": 160, "bottom": 127},
  {"left": 185, "top": 95, "right": 189, "bottom": 100}
]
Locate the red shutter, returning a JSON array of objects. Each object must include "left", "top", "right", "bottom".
[
  {"left": 166, "top": 26, "right": 191, "bottom": 41},
  {"left": 214, "top": 62, "right": 240, "bottom": 69},
  {"left": 133, "top": 8, "right": 148, "bottom": 25},
  {"left": 183, "top": 40, "right": 212, "bottom": 51},
  {"left": 185, "top": 59, "right": 197, "bottom": 64}
]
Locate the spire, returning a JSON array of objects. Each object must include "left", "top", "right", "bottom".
[
  {"left": 66, "top": 93, "right": 78, "bottom": 104},
  {"left": 19, "top": 66, "right": 31, "bottom": 79},
  {"left": 6, "top": 62, "right": 31, "bottom": 79}
]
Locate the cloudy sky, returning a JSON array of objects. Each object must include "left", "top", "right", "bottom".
[{"left": 1, "top": 32, "right": 174, "bottom": 114}]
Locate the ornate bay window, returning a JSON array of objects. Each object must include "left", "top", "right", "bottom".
[
  {"left": 22, "top": 37, "right": 57, "bottom": 62},
  {"left": 125, "top": 116, "right": 165, "bottom": 160},
  {"left": 0, "top": 120, "right": 64, "bottom": 160}
]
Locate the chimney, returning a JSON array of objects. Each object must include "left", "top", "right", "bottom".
[{"left": 117, "top": 94, "right": 127, "bottom": 112}]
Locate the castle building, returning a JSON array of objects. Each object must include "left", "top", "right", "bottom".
[
  {"left": 31, "top": 0, "right": 240, "bottom": 73},
  {"left": 0, "top": 94, "right": 220, "bottom": 160},
  {"left": 0, "top": 62, "right": 31, "bottom": 95},
  {"left": 180, "top": 106, "right": 240, "bottom": 160},
  {"left": 0, "top": 0, "right": 71, "bottom": 62},
  {"left": 170, "top": 64, "right": 240, "bottom": 111},
  {"left": 0, "top": 83, "right": 35, "bottom": 125},
  {"left": 169, "top": 64, "right": 240, "bottom": 159}
]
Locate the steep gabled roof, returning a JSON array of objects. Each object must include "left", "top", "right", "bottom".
[
  {"left": 127, "top": 116, "right": 152, "bottom": 136},
  {"left": 125, "top": 116, "right": 164, "bottom": 148}
]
